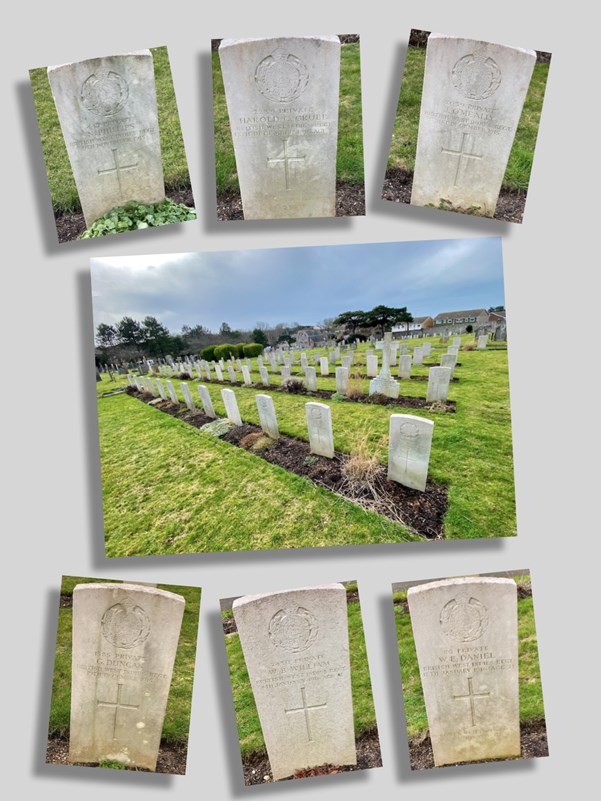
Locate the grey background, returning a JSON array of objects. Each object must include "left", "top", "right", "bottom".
[{"left": 4, "top": 0, "right": 598, "bottom": 797}]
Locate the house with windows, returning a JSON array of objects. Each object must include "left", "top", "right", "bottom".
[
  {"left": 433, "top": 309, "right": 491, "bottom": 336},
  {"left": 295, "top": 328, "right": 329, "bottom": 348},
  {"left": 391, "top": 316, "right": 434, "bottom": 338}
]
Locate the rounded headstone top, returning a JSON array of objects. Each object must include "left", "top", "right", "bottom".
[
  {"left": 426, "top": 33, "right": 536, "bottom": 59},
  {"left": 73, "top": 582, "right": 185, "bottom": 604},
  {"left": 47, "top": 50, "right": 153, "bottom": 72},
  {"left": 219, "top": 36, "right": 340, "bottom": 50},
  {"left": 407, "top": 576, "right": 516, "bottom": 598},
  {"left": 233, "top": 583, "right": 346, "bottom": 610}
]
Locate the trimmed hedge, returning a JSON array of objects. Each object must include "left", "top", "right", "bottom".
[
  {"left": 200, "top": 345, "right": 216, "bottom": 361},
  {"left": 242, "top": 343, "right": 264, "bottom": 357}
]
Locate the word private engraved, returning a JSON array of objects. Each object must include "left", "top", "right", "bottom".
[
  {"left": 269, "top": 606, "right": 319, "bottom": 653},
  {"left": 451, "top": 46, "right": 502, "bottom": 101},
  {"left": 440, "top": 596, "right": 489, "bottom": 643},
  {"left": 81, "top": 71, "right": 129, "bottom": 116},
  {"left": 101, "top": 598, "right": 151, "bottom": 649},
  {"left": 255, "top": 48, "right": 309, "bottom": 102}
]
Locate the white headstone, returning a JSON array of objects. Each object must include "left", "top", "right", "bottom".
[
  {"left": 241, "top": 365, "right": 253, "bottom": 386},
  {"left": 369, "top": 333, "right": 400, "bottom": 398},
  {"left": 440, "top": 353, "right": 457, "bottom": 376},
  {"left": 388, "top": 414, "right": 434, "bottom": 491},
  {"left": 47, "top": 51, "right": 165, "bottom": 227},
  {"left": 227, "top": 364, "right": 237, "bottom": 383},
  {"left": 319, "top": 357, "right": 330, "bottom": 377},
  {"left": 232, "top": 584, "right": 356, "bottom": 780},
  {"left": 221, "top": 388, "right": 242, "bottom": 426},
  {"left": 407, "top": 577, "right": 520, "bottom": 766},
  {"left": 341, "top": 355, "right": 352, "bottom": 371},
  {"left": 281, "top": 366, "right": 291, "bottom": 379},
  {"left": 155, "top": 378, "right": 167, "bottom": 400},
  {"left": 447, "top": 345, "right": 459, "bottom": 357},
  {"left": 180, "top": 382, "right": 195, "bottom": 411},
  {"left": 410, "top": 35, "right": 536, "bottom": 217},
  {"left": 305, "top": 402, "right": 334, "bottom": 458},
  {"left": 477, "top": 335, "right": 488, "bottom": 350},
  {"left": 453, "top": 336, "right": 462, "bottom": 348},
  {"left": 69, "top": 583, "right": 185, "bottom": 770},
  {"left": 426, "top": 366, "right": 452, "bottom": 402},
  {"left": 335, "top": 366, "right": 349, "bottom": 395},
  {"left": 366, "top": 354, "right": 378, "bottom": 377},
  {"left": 256, "top": 394, "right": 279, "bottom": 439},
  {"left": 305, "top": 366, "right": 318, "bottom": 391},
  {"left": 398, "top": 354, "right": 412, "bottom": 379},
  {"left": 413, "top": 347, "right": 424, "bottom": 366},
  {"left": 259, "top": 366, "right": 270, "bottom": 386},
  {"left": 165, "top": 380, "right": 178, "bottom": 403},
  {"left": 218, "top": 36, "right": 341, "bottom": 219},
  {"left": 422, "top": 342, "right": 432, "bottom": 358},
  {"left": 198, "top": 385, "right": 216, "bottom": 418},
  {"left": 214, "top": 363, "right": 224, "bottom": 381}
]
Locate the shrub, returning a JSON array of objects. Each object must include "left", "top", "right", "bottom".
[
  {"left": 463, "top": 342, "right": 476, "bottom": 351},
  {"left": 330, "top": 392, "right": 345, "bottom": 402},
  {"left": 200, "top": 346, "right": 216, "bottom": 361},
  {"left": 200, "top": 419, "right": 235, "bottom": 437},
  {"left": 345, "top": 379, "right": 365, "bottom": 400},
  {"left": 281, "top": 377, "right": 306, "bottom": 393},
  {"left": 214, "top": 343, "right": 240, "bottom": 360},
  {"left": 243, "top": 343, "right": 264, "bottom": 357},
  {"left": 79, "top": 199, "right": 196, "bottom": 238},
  {"left": 366, "top": 392, "right": 390, "bottom": 405}
]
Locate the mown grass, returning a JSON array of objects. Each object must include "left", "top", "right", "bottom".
[
  {"left": 224, "top": 593, "right": 377, "bottom": 757},
  {"left": 30, "top": 47, "right": 191, "bottom": 214},
  {"left": 212, "top": 43, "right": 364, "bottom": 194},
  {"left": 48, "top": 576, "right": 201, "bottom": 745},
  {"left": 98, "top": 338, "right": 514, "bottom": 555},
  {"left": 394, "top": 578, "right": 545, "bottom": 738},
  {"left": 386, "top": 47, "right": 549, "bottom": 191}
]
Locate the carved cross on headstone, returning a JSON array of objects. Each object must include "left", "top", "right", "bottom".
[
  {"left": 452, "top": 676, "right": 490, "bottom": 726},
  {"left": 441, "top": 133, "right": 483, "bottom": 185},
  {"left": 267, "top": 139, "right": 305, "bottom": 189},
  {"left": 284, "top": 686, "right": 327, "bottom": 742},
  {"left": 96, "top": 678, "right": 140, "bottom": 739},
  {"left": 97, "top": 147, "right": 139, "bottom": 198}
]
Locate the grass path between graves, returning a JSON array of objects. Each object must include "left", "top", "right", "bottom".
[
  {"left": 393, "top": 576, "right": 546, "bottom": 738},
  {"left": 223, "top": 587, "right": 377, "bottom": 757},
  {"left": 30, "top": 47, "right": 191, "bottom": 214},
  {"left": 386, "top": 47, "right": 550, "bottom": 191},
  {"left": 212, "top": 43, "right": 365, "bottom": 194},
  {"left": 48, "top": 577, "right": 201, "bottom": 745},
  {"left": 98, "top": 340, "right": 514, "bottom": 556}
]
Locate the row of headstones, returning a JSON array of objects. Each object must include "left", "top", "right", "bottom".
[
  {"left": 69, "top": 576, "right": 520, "bottom": 775},
  {"left": 128, "top": 376, "right": 435, "bottom": 492}
]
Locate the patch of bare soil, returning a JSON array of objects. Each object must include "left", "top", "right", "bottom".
[
  {"left": 45, "top": 737, "right": 187, "bottom": 774},
  {"left": 216, "top": 180, "right": 365, "bottom": 221},
  {"left": 242, "top": 727, "right": 382, "bottom": 785},
  {"left": 408, "top": 719, "right": 548, "bottom": 771},
  {"left": 55, "top": 188, "right": 195, "bottom": 244},
  {"left": 129, "top": 389, "right": 449, "bottom": 538},
  {"left": 381, "top": 167, "right": 527, "bottom": 224}
]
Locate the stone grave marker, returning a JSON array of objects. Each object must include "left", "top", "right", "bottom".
[
  {"left": 256, "top": 394, "right": 279, "bottom": 439},
  {"left": 422, "top": 342, "right": 432, "bottom": 358},
  {"left": 232, "top": 584, "right": 356, "bottom": 780},
  {"left": 388, "top": 413, "right": 434, "bottom": 491},
  {"left": 180, "top": 382, "right": 195, "bottom": 411},
  {"left": 227, "top": 364, "right": 237, "bottom": 383},
  {"left": 221, "top": 388, "right": 242, "bottom": 425},
  {"left": 145, "top": 377, "right": 157, "bottom": 397},
  {"left": 413, "top": 346, "right": 424, "bottom": 366},
  {"left": 214, "top": 363, "right": 224, "bottom": 381},
  {"left": 319, "top": 357, "right": 330, "bottom": 376},
  {"left": 369, "top": 333, "right": 400, "bottom": 398},
  {"left": 198, "top": 385, "right": 216, "bottom": 418},
  {"left": 407, "top": 577, "right": 520, "bottom": 766},
  {"left": 127, "top": 374, "right": 135, "bottom": 387},
  {"left": 400, "top": 343, "right": 408, "bottom": 355},
  {"left": 155, "top": 378, "right": 167, "bottom": 400},
  {"left": 447, "top": 345, "right": 459, "bottom": 357},
  {"left": 398, "top": 354, "right": 412, "bottom": 379},
  {"left": 440, "top": 353, "right": 457, "bottom": 376},
  {"left": 241, "top": 365, "right": 253, "bottom": 386},
  {"left": 165, "top": 380, "right": 178, "bottom": 403},
  {"left": 281, "top": 366, "right": 291, "bottom": 379},
  {"left": 341, "top": 355, "right": 352, "bottom": 371},
  {"left": 410, "top": 35, "right": 536, "bottom": 217},
  {"left": 453, "top": 336, "right": 462, "bottom": 348},
  {"left": 426, "top": 366, "right": 452, "bottom": 402},
  {"left": 305, "top": 366, "right": 318, "bottom": 391},
  {"left": 259, "top": 366, "right": 270, "bottom": 386},
  {"left": 305, "top": 402, "right": 334, "bottom": 458},
  {"left": 335, "top": 366, "right": 348, "bottom": 395},
  {"left": 218, "top": 36, "right": 341, "bottom": 219},
  {"left": 47, "top": 51, "right": 165, "bottom": 227},
  {"left": 366, "top": 354, "right": 378, "bottom": 377},
  {"left": 69, "top": 583, "right": 185, "bottom": 770},
  {"left": 478, "top": 335, "right": 488, "bottom": 350}
]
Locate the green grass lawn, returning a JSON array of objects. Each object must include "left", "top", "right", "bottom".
[
  {"left": 386, "top": 46, "right": 550, "bottom": 191},
  {"left": 224, "top": 588, "right": 377, "bottom": 758},
  {"left": 394, "top": 576, "right": 545, "bottom": 739},
  {"left": 212, "top": 43, "right": 365, "bottom": 194},
  {"left": 48, "top": 576, "right": 201, "bottom": 745},
  {"left": 30, "top": 47, "right": 191, "bottom": 214},
  {"left": 97, "top": 337, "right": 514, "bottom": 556}
]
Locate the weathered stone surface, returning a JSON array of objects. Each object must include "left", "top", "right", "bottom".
[
  {"left": 366, "top": 354, "right": 378, "bottom": 377},
  {"left": 410, "top": 35, "right": 536, "bottom": 217},
  {"left": 478, "top": 335, "right": 488, "bottom": 349},
  {"left": 453, "top": 337, "right": 462, "bottom": 348},
  {"left": 256, "top": 394, "right": 279, "bottom": 439},
  {"left": 305, "top": 366, "right": 318, "bottom": 391},
  {"left": 259, "top": 366, "right": 270, "bottom": 386},
  {"left": 232, "top": 584, "right": 356, "bottom": 780},
  {"left": 165, "top": 380, "right": 178, "bottom": 403},
  {"left": 221, "top": 388, "right": 242, "bottom": 425},
  {"left": 154, "top": 378, "right": 167, "bottom": 400},
  {"left": 180, "top": 382, "right": 195, "bottom": 410},
  {"left": 69, "top": 583, "right": 185, "bottom": 770},
  {"left": 227, "top": 364, "right": 237, "bottom": 383},
  {"left": 305, "top": 402, "right": 334, "bottom": 458},
  {"left": 447, "top": 345, "right": 459, "bottom": 357},
  {"left": 218, "top": 36, "right": 341, "bottom": 220},
  {"left": 440, "top": 353, "right": 457, "bottom": 376},
  {"left": 413, "top": 347, "right": 424, "bottom": 366},
  {"left": 335, "top": 366, "right": 348, "bottom": 395},
  {"left": 369, "top": 333, "right": 400, "bottom": 398},
  {"left": 398, "top": 354, "right": 412, "bottom": 379},
  {"left": 319, "top": 357, "right": 329, "bottom": 376},
  {"left": 241, "top": 365, "right": 253, "bottom": 386},
  {"left": 47, "top": 51, "right": 165, "bottom": 227},
  {"left": 198, "top": 385, "right": 216, "bottom": 418},
  {"left": 214, "top": 364, "right": 224, "bottom": 381},
  {"left": 426, "top": 366, "right": 452, "bottom": 402},
  {"left": 407, "top": 577, "right": 520, "bottom": 766},
  {"left": 422, "top": 342, "right": 432, "bottom": 357},
  {"left": 388, "top": 414, "right": 434, "bottom": 491}
]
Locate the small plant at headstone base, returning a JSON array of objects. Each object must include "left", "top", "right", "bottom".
[
  {"left": 99, "top": 759, "right": 126, "bottom": 770},
  {"left": 463, "top": 341, "right": 476, "bottom": 351},
  {"left": 200, "top": 419, "right": 236, "bottom": 437},
  {"left": 428, "top": 400, "right": 449, "bottom": 413},
  {"left": 366, "top": 393, "right": 390, "bottom": 405},
  {"left": 281, "top": 377, "right": 306, "bottom": 393},
  {"left": 345, "top": 380, "right": 365, "bottom": 401},
  {"left": 340, "top": 430, "right": 383, "bottom": 499},
  {"left": 330, "top": 392, "right": 345, "bottom": 402},
  {"left": 303, "top": 455, "right": 319, "bottom": 467},
  {"left": 240, "top": 432, "right": 276, "bottom": 452},
  {"left": 78, "top": 199, "right": 196, "bottom": 238}
]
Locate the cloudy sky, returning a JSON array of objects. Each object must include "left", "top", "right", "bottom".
[{"left": 90, "top": 236, "right": 505, "bottom": 332}]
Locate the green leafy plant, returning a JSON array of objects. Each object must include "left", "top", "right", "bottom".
[
  {"left": 242, "top": 343, "right": 264, "bottom": 357},
  {"left": 79, "top": 199, "right": 196, "bottom": 238},
  {"left": 200, "top": 419, "right": 235, "bottom": 437},
  {"left": 200, "top": 346, "right": 216, "bottom": 361}
]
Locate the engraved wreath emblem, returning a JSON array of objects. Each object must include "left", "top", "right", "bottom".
[
  {"left": 80, "top": 71, "right": 129, "bottom": 116},
  {"left": 451, "top": 50, "right": 502, "bottom": 100},
  {"left": 101, "top": 598, "right": 151, "bottom": 649},
  {"left": 268, "top": 606, "right": 318, "bottom": 653},
  {"left": 254, "top": 48, "right": 309, "bottom": 102},
  {"left": 439, "top": 596, "right": 489, "bottom": 642}
]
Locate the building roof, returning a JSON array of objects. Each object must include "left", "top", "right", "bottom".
[{"left": 434, "top": 309, "right": 488, "bottom": 321}]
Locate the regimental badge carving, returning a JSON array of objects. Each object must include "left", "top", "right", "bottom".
[
  {"left": 254, "top": 48, "right": 309, "bottom": 102},
  {"left": 399, "top": 422, "right": 420, "bottom": 440},
  {"left": 269, "top": 606, "right": 319, "bottom": 653},
  {"left": 81, "top": 71, "right": 129, "bottom": 116},
  {"left": 101, "top": 597, "right": 151, "bottom": 649},
  {"left": 451, "top": 48, "right": 502, "bottom": 100},
  {"left": 439, "top": 596, "right": 489, "bottom": 642}
]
